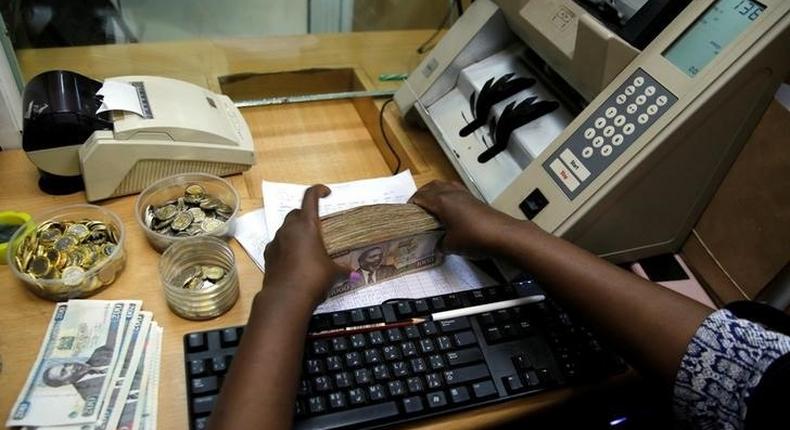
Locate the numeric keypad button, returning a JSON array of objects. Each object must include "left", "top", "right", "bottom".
[
  {"left": 582, "top": 147, "right": 593, "bottom": 158},
  {"left": 592, "top": 136, "right": 604, "bottom": 148},
  {"left": 612, "top": 134, "right": 624, "bottom": 146},
  {"left": 656, "top": 95, "right": 668, "bottom": 106},
  {"left": 594, "top": 117, "right": 606, "bottom": 129},
  {"left": 601, "top": 145, "right": 613, "bottom": 157},
  {"left": 626, "top": 104, "right": 638, "bottom": 115},
  {"left": 613, "top": 115, "right": 626, "bottom": 127},
  {"left": 623, "top": 123, "right": 635, "bottom": 135},
  {"left": 605, "top": 107, "right": 617, "bottom": 118}
]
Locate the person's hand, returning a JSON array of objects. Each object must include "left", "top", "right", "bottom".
[
  {"left": 263, "top": 185, "right": 348, "bottom": 308},
  {"left": 409, "top": 180, "right": 521, "bottom": 257}
]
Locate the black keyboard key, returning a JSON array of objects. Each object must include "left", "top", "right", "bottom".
[
  {"left": 364, "top": 349, "right": 383, "bottom": 365},
  {"left": 523, "top": 370, "right": 540, "bottom": 388},
  {"left": 331, "top": 312, "right": 349, "bottom": 327},
  {"left": 386, "top": 328, "right": 403, "bottom": 343},
  {"left": 445, "top": 294, "right": 462, "bottom": 308},
  {"left": 438, "top": 317, "right": 471, "bottom": 333},
  {"left": 453, "top": 331, "right": 477, "bottom": 348},
  {"left": 295, "top": 401, "right": 398, "bottom": 429},
  {"left": 326, "top": 356, "right": 343, "bottom": 372},
  {"left": 373, "top": 364, "right": 390, "bottom": 381},
  {"left": 194, "top": 416, "right": 209, "bottom": 430},
  {"left": 484, "top": 286, "right": 502, "bottom": 301},
  {"left": 406, "top": 376, "right": 424, "bottom": 394},
  {"left": 401, "top": 341, "right": 418, "bottom": 358},
  {"left": 536, "top": 368, "right": 556, "bottom": 385},
  {"left": 414, "top": 299, "right": 430, "bottom": 314},
  {"left": 445, "top": 347, "right": 483, "bottom": 367},
  {"left": 428, "top": 354, "right": 446, "bottom": 370},
  {"left": 472, "top": 380, "right": 497, "bottom": 399},
  {"left": 368, "top": 384, "right": 387, "bottom": 401},
  {"left": 430, "top": 296, "right": 446, "bottom": 311},
  {"left": 470, "top": 290, "right": 486, "bottom": 304},
  {"left": 306, "top": 359, "right": 324, "bottom": 375},
  {"left": 191, "top": 376, "right": 218, "bottom": 395},
  {"left": 328, "top": 392, "right": 347, "bottom": 410},
  {"left": 311, "top": 339, "right": 330, "bottom": 355},
  {"left": 298, "top": 379, "right": 311, "bottom": 396},
  {"left": 220, "top": 328, "right": 239, "bottom": 347},
  {"left": 436, "top": 336, "right": 452, "bottom": 351},
  {"left": 494, "top": 309, "right": 512, "bottom": 322},
  {"left": 443, "top": 364, "right": 490, "bottom": 386},
  {"left": 387, "top": 380, "right": 407, "bottom": 397},
  {"left": 478, "top": 312, "right": 495, "bottom": 326},
  {"left": 449, "top": 386, "right": 471, "bottom": 404},
  {"left": 345, "top": 352, "right": 362, "bottom": 369},
  {"left": 350, "top": 334, "right": 367, "bottom": 349},
  {"left": 189, "top": 359, "right": 206, "bottom": 377},
  {"left": 419, "top": 338, "right": 435, "bottom": 354},
  {"left": 367, "top": 307, "right": 384, "bottom": 322},
  {"left": 502, "top": 323, "right": 520, "bottom": 339},
  {"left": 308, "top": 396, "right": 327, "bottom": 414},
  {"left": 512, "top": 353, "right": 532, "bottom": 370},
  {"left": 211, "top": 356, "right": 228, "bottom": 374},
  {"left": 383, "top": 345, "right": 401, "bottom": 361},
  {"left": 391, "top": 361, "right": 409, "bottom": 378},
  {"left": 426, "top": 372, "right": 443, "bottom": 389},
  {"left": 335, "top": 371, "right": 353, "bottom": 389},
  {"left": 348, "top": 388, "right": 367, "bottom": 406},
  {"left": 403, "top": 396, "right": 424, "bottom": 414},
  {"left": 192, "top": 395, "right": 216, "bottom": 415},
  {"left": 503, "top": 374, "right": 524, "bottom": 393},
  {"left": 397, "top": 302, "right": 414, "bottom": 317},
  {"left": 484, "top": 326, "right": 503, "bottom": 343},
  {"left": 368, "top": 330, "right": 385, "bottom": 346},
  {"left": 295, "top": 399, "right": 306, "bottom": 417},
  {"left": 331, "top": 337, "right": 349, "bottom": 352},
  {"left": 187, "top": 333, "right": 207, "bottom": 352},
  {"left": 410, "top": 357, "right": 427, "bottom": 374},
  {"left": 420, "top": 321, "right": 439, "bottom": 336},
  {"left": 314, "top": 375, "right": 333, "bottom": 392},
  {"left": 354, "top": 368, "right": 372, "bottom": 385},
  {"left": 404, "top": 326, "right": 420, "bottom": 339},
  {"left": 426, "top": 391, "right": 448, "bottom": 409},
  {"left": 350, "top": 308, "right": 366, "bottom": 324}
]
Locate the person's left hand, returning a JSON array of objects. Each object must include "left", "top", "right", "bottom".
[{"left": 263, "top": 185, "right": 348, "bottom": 308}]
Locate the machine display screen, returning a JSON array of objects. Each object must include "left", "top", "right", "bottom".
[{"left": 663, "top": 0, "right": 765, "bottom": 77}]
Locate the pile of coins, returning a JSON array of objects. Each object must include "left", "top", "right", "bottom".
[
  {"left": 175, "top": 265, "right": 228, "bottom": 290},
  {"left": 14, "top": 219, "right": 123, "bottom": 293},
  {"left": 143, "top": 184, "right": 233, "bottom": 238}
]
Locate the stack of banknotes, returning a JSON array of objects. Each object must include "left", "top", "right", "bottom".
[
  {"left": 6, "top": 300, "right": 162, "bottom": 430},
  {"left": 321, "top": 204, "right": 444, "bottom": 297}
]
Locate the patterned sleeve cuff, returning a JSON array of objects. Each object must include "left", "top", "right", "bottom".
[{"left": 673, "top": 308, "right": 790, "bottom": 430}]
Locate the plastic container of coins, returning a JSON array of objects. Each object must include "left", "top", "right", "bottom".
[
  {"left": 160, "top": 236, "right": 239, "bottom": 320},
  {"left": 135, "top": 173, "right": 240, "bottom": 252},
  {"left": 7, "top": 204, "right": 126, "bottom": 301}
]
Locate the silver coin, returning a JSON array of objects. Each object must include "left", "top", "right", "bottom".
[
  {"left": 200, "top": 218, "right": 224, "bottom": 233},
  {"left": 154, "top": 205, "right": 178, "bottom": 221},
  {"left": 188, "top": 207, "right": 207, "bottom": 223},
  {"left": 62, "top": 266, "right": 86, "bottom": 287}
]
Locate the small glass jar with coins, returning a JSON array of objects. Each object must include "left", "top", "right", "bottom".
[
  {"left": 160, "top": 236, "right": 239, "bottom": 320},
  {"left": 7, "top": 204, "right": 126, "bottom": 301},
  {"left": 135, "top": 173, "right": 240, "bottom": 252}
]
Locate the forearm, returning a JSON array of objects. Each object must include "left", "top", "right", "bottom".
[
  {"left": 490, "top": 220, "right": 712, "bottom": 384},
  {"left": 208, "top": 284, "right": 315, "bottom": 430}
]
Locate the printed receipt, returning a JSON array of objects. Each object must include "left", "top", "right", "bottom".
[{"left": 232, "top": 171, "right": 497, "bottom": 313}]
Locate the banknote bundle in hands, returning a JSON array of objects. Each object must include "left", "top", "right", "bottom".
[
  {"left": 321, "top": 203, "right": 444, "bottom": 297},
  {"left": 6, "top": 300, "right": 163, "bottom": 430}
]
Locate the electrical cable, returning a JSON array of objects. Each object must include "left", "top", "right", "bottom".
[{"left": 378, "top": 98, "right": 401, "bottom": 175}]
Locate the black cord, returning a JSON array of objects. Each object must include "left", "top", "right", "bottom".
[
  {"left": 416, "top": 1, "right": 454, "bottom": 54},
  {"left": 379, "top": 98, "right": 401, "bottom": 175}
]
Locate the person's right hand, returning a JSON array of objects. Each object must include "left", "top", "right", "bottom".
[{"left": 409, "top": 180, "right": 520, "bottom": 257}]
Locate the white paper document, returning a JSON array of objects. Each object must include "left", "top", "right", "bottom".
[
  {"left": 96, "top": 80, "right": 144, "bottom": 116},
  {"left": 261, "top": 170, "right": 418, "bottom": 237},
  {"left": 315, "top": 255, "right": 497, "bottom": 313},
  {"left": 233, "top": 208, "right": 269, "bottom": 271}
]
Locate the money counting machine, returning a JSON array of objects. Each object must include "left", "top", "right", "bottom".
[
  {"left": 396, "top": 0, "right": 789, "bottom": 262},
  {"left": 22, "top": 70, "right": 255, "bottom": 201}
]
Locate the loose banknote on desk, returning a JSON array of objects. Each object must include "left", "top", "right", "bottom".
[
  {"left": 6, "top": 300, "right": 162, "bottom": 430},
  {"left": 321, "top": 203, "right": 444, "bottom": 297}
]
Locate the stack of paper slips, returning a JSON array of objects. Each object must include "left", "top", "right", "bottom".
[
  {"left": 321, "top": 203, "right": 444, "bottom": 297},
  {"left": 7, "top": 300, "right": 162, "bottom": 430}
]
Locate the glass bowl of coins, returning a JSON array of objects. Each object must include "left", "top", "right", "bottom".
[
  {"left": 135, "top": 173, "right": 240, "bottom": 252},
  {"left": 7, "top": 204, "right": 126, "bottom": 301},
  {"left": 160, "top": 236, "right": 239, "bottom": 320}
]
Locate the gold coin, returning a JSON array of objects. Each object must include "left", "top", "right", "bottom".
[
  {"left": 61, "top": 266, "right": 86, "bottom": 287},
  {"left": 186, "top": 276, "right": 203, "bottom": 289},
  {"left": 28, "top": 256, "right": 51, "bottom": 277},
  {"left": 185, "top": 184, "right": 206, "bottom": 196},
  {"left": 45, "top": 248, "right": 62, "bottom": 265},
  {"left": 202, "top": 265, "right": 225, "bottom": 281},
  {"left": 38, "top": 227, "right": 62, "bottom": 245},
  {"left": 171, "top": 212, "right": 194, "bottom": 231},
  {"left": 154, "top": 205, "right": 178, "bottom": 221},
  {"left": 200, "top": 218, "right": 224, "bottom": 233}
]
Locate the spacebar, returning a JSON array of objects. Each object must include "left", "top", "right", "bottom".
[{"left": 294, "top": 401, "right": 399, "bottom": 430}]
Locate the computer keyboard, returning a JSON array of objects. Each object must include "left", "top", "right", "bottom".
[{"left": 183, "top": 281, "right": 627, "bottom": 430}]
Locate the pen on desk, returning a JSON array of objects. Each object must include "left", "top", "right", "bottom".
[{"left": 307, "top": 295, "right": 546, "bottom": 339}]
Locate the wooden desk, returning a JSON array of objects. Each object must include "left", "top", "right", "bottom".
[{"left": 0, "top": 31, "right": 607, "bottom": 429}]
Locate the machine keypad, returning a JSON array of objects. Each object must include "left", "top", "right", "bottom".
[{"left": 542, "top": 68, "right": 677, "bottom": 199}]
